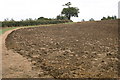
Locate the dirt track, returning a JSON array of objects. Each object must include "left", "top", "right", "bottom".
[{"left": 1, "top": 28, "right": 40, "bottom": 78}]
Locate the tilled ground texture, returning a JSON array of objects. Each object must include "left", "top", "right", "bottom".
[{"left": 5, "top": 20, "right": 119, "bottom": 78}]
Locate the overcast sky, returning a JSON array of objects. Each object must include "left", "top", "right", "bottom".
[{"left": 0, "top": 0, "right": 119, "bottom": 22}]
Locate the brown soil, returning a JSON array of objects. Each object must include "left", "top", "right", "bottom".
[
  {"left": 1, "top": 28, "right": 40, "bottom": 78},
  {"left": 5, "top": 20, "right": 120, "bottom": 78}
]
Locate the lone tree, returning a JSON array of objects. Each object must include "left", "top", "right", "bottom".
[{"left": 61, "top": 2, "right": 79, "bottom": 20}]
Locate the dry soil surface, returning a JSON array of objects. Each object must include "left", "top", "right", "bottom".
[
  {"left": 1, "top": 28, "right": 40, "bottom": 78},
  {"left": 1, "top": 20, "right": 120, "bottom": 79},
  {"left": 5, "top": 20, "right": 120, "bottom": 78}
]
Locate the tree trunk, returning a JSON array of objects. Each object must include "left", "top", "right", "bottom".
[{"left": 68, "top": 15, "right": 71, "bottom": 20}]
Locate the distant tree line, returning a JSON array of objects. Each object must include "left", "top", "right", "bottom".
[
  {"left": 101, "top": 16, "right": 117, "bottom": 20},
  {"left": 89, "top": 18, "right": 95, "bottom": 21},
  {"left": 2, "top": 17, "right": 72, "bottom": 27},
  {"left": 81, "top": 16, "right": 117, "bottom": 22}
]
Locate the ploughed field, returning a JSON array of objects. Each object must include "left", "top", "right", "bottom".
[{"left": 6, "top": 20, "right": 119, "bottom": 78}]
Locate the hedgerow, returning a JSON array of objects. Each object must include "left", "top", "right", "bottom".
[{"left": 2, "top": 19, "right": 72, "bottom": 27}]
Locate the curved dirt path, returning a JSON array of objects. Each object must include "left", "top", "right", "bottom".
[{"left": 1, "top": 28, "right": 38, "bottom": 78}]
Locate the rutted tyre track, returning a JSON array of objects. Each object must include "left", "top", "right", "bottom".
[{"left": 5, "top": 20, "right": 119, "bottom": 78}]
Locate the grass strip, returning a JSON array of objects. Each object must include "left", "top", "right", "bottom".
[{"left": 0, "top": 22, "right": 75, "bottom": 35}]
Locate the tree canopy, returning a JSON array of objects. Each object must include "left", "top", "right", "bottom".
[{"left": 61, "top": 2, "right": 79, "bottom": 20}]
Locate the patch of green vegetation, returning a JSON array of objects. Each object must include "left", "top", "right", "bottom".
[
  {"left": 0, "top": 22, "right": 75, "bottom": 35},
  {"left": 0, "top": 30, "right": 2, "bottom": 34},
  {"left": 64, "top": 22, "right": 76, "bottom": 24},
  {"left": 0, "top": 27, "right": 17, "bottom": 34}
]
